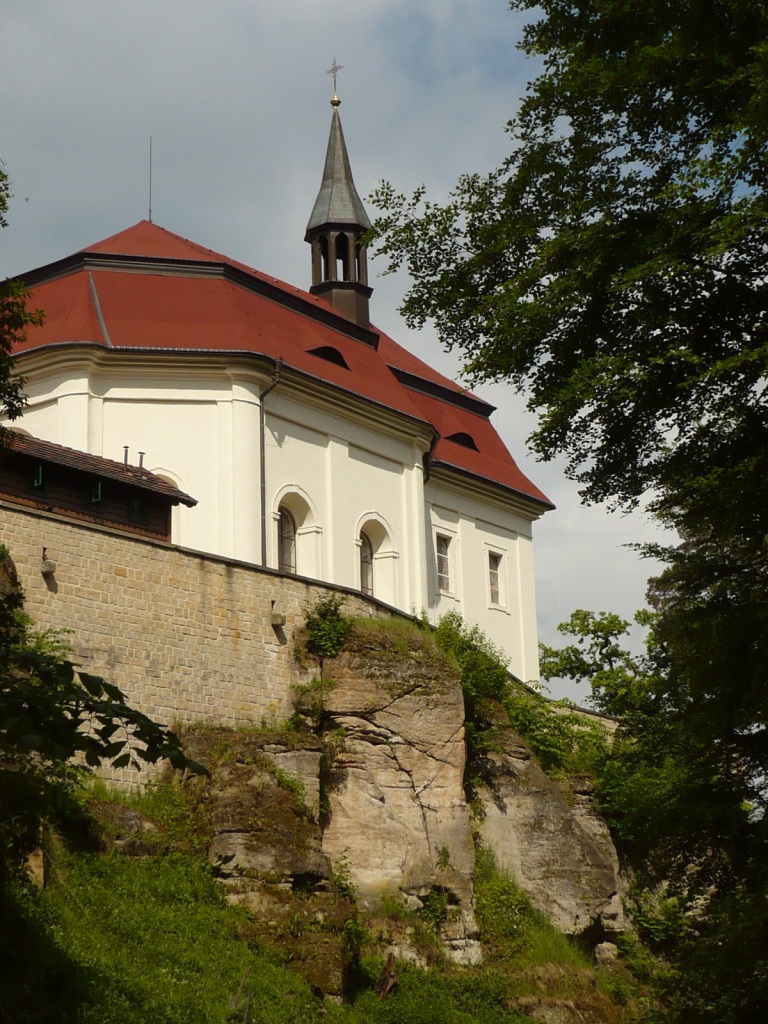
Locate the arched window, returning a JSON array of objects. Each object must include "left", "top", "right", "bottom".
[
  {"left": 319, "top": 235, "right": 330, "bottom": 280},
  {"left": 356, "top": 516, "right": 398, "bottom": 605},
  {"left": 360, "top": 531, "right": 374, "bottom": 596},
  {"left": 336, "top": 231, "right": 350, "bottom": 280},
  {"left": 278, "top": 506, "right": 297, "bottom": 574}
]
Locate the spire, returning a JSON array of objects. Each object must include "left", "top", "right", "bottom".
[
  {"left": 305, "top": 67, "right": 373, "bottom": 329},
  {"left": 305, "top": 106, "right": 372, "bottom": 237}
]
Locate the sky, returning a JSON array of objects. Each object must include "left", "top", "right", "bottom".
[{"left": 0, "top": 1, "right": 674, "bottom": 702}]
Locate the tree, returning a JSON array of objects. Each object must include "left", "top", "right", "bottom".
[
  {"left": 372, "top": 9, "right": 768, "bottom": 1016},
  {"left": 371, "top": 0, "right": 768, "bottom": 520},
  {"left": 0, "top": 548, "right": 204, "bottom": 885},
  {"left": 540, "top": 609, "right": 768, "bottom": 1021},
  {"left": 1, "top": 161, "right": 41, "bottom": 433}
]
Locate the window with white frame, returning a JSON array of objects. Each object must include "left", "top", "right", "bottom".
[
  {"left": 436, "top": 533, "right": 451, "bottom": 592},
  {"left": 488, "top": 551, "right": 502, "bottom": 605}
]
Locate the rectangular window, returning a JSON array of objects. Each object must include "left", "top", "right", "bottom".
[
  {"left": 488, "top": 552, "right": 502, "bottom": 605},
  {"left": 84, "top": 479, "right": 103, "bottom": 507},
  {"left": 128, "top": 499, "right": 148, "bottom": 525},
  {"left": 28, "top": 463, "right": 46, "bottom": 494},
  {"left": 436, "top": 534, "right": 451, "bottom": 592}
]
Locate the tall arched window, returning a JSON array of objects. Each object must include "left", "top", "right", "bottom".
[
  {"left": 278, "top": 506, "right": 297, "bottom": 574},
  {"left": 360, "top": 530, "right": 374, "bottom": 596},
  {"left": 336, "top": 231, "right": 350, "bottom": 280}
]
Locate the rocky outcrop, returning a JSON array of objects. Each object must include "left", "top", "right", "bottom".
[
  {"left": 176, "top": 624, "right": 625, "bottom": 994},
  {"left": 182, "top": 728, "right": 355, "bottom": 998},
  {"left": 183, "top": 729, "right": 328, "bottom": 884},
  {"left": 300, "top": 628, "right": 481, "bottom": 965},
  {"left": 477, "top": 726, "right": 623, "bottom": 939}
]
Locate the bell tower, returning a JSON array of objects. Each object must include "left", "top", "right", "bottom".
[{"left": 305, "top": 64, "right": 373, "bottom": 328}]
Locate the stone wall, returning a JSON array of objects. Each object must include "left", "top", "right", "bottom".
[{"left": 1, "top": 500, "right": 399, "bottom": 774}]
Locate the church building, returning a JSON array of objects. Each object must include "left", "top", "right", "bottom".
[{"left": 7, "top": 94, "right": 553, "bottom": 683}]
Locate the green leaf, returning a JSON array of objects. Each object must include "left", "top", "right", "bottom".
[{"left": 78, "top": 672, "right": 106, "bottom": 697}]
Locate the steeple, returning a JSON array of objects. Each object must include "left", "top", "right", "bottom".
[{"left": 305, "top": 74, "right": 373, "bottom": 328}]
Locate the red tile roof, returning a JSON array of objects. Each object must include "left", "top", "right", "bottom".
[{"left": 13, "top": 222, "right": 552, "bottom": 511}]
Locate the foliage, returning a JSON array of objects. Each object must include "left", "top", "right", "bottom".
[
  {"left": 33, "top": 849, "right": 323, "bottom": 1024},
  {"left": 292, "top": 674, "right": 337, "bottom": 728},
  {"left": 331, "top": 849, "right": 357, "bottom": 902},
  {"left": 432, "top": 610, "right": 606, "bottom": 784},
  {"left": 267, "top": 763, "right": 308, "bottom": 811},
  {"left": 503, "top": 685, "right": 608, "bottom": 779},
  {"left": 339, "top": 965, "right": 533, "bottom": 1024},
  {"left": 541, "top": 608, "right": 764, "bottom": 887},
  {"left": 419, "top": 887, "right": 449, "bottom": 930},
  {"left": 129, "top": 776, "right": 205, "bottom": 852},
  {"left": 1, "top": 162, "right": 42, "bottom": 435},
  {"left": 539, "top": 609, "right": 663, "bottom": 723},
  {"left": 370, "top": 0, "right": 768, "bottom": 516},
  {"left": 0, "top": 552, "right": 204, "bottom": 886},
  {"left": 431, "top": 611, "right": 511, "bottom": 787},
  {"left": 302, "top": 593, "right": 353, "bottom": 661},
  {"left": 434, "top": 611, "right": 509, "bottom": 712},
  {"left": 542, "top": 608, "right": 768, "bottom": 1020},
  {"left": 474, "top": 848, "right": 534, "bottom": 961}
]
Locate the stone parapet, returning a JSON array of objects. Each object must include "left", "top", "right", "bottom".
[{"left": 1, "top": 500, "right": 399, "bottom": 785}]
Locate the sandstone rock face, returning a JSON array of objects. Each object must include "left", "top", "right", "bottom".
[
  {"left": 179, "top": 627, "right": 625, "bottom": 989},
  {"left": 477, "top": 726, "right": 623, "bottom": 939},
  {"left": 569, "top": 775, "right": 627, "bottom": 937},
  {"left": 303, "top": 629, "right": 481, "bottom": 963},
  {"left": 183, "top": 729, "right": 329, "bottom": 884},
  {"left": 181, "top": 729, "right": 350, "bottom": 997},
  {"left": 232, "top": 881, "right": 354, "bottom": 998}
]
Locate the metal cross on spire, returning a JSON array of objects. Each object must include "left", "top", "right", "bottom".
[{"left": 326, "top": 58, "right": 343, "bottom": 106}]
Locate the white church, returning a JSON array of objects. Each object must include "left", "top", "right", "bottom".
[{"left": 8, "top": 96, "right": 553, "bottom": 683}]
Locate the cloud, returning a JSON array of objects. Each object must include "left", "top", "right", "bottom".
[{"left": 0, "top": 0, "right": 672, "bottom": 698}]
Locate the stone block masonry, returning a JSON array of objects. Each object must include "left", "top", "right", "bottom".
[{"left": 1, "top": 500, "right": 398, "bottom": 753}]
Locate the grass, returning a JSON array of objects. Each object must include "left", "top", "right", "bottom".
[
  {"left": 338, "top": 964, "right": 534, "bottom": 1024},
  {"left": 86, "top": 774, "right": 205, "bottom": 853},
  {"left": 0, "top": 767, "right": 648, "bottom": 1024},
  {"left": 40, "top": 847, "right": 324, "bottom": 1024},
  {"left": 474, "top": 846, "right": 590, "bottom": 971}
]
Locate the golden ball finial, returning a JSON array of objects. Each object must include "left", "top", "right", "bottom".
[{"left": 331, "top": 93, "right": 341, "bottom": 108}]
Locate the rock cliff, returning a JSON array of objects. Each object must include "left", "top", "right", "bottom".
[
  {"left": 179, "top": 619, "right": 624, "bottom": 995},
  {"left": 477, "top": 726, "right": 624, "bottom": 938}
]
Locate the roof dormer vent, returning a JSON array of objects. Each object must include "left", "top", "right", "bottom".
[
  {"left": 307, "top": 345, "right": 350, "bottom": 369},
  {"left": 445, "top": 431, "right": 479, "bottom": 451}
]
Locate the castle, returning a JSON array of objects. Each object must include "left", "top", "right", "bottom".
[{"left": 4, "top": 94, "right": 551, "bottom": 686}]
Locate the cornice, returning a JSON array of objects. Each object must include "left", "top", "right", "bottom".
[
  {"left": 272, "top": 364, "right": 435, "bottom": 449},
  {"left": 14, "top": 344, "right": 435, "bottom": 451},
  {"left": 427, "top": 462, "right": 554, "bottom": 521}
]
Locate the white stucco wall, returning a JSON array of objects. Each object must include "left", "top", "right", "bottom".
[
  {"left": 263, "top": 393, "right": 427, "bottom": 613},
  {"left": 425, "top": 474, "right": 540, "bottom": 683},
  {"left": 13, "top": 351, "right": 541, "bottom": 682}
]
